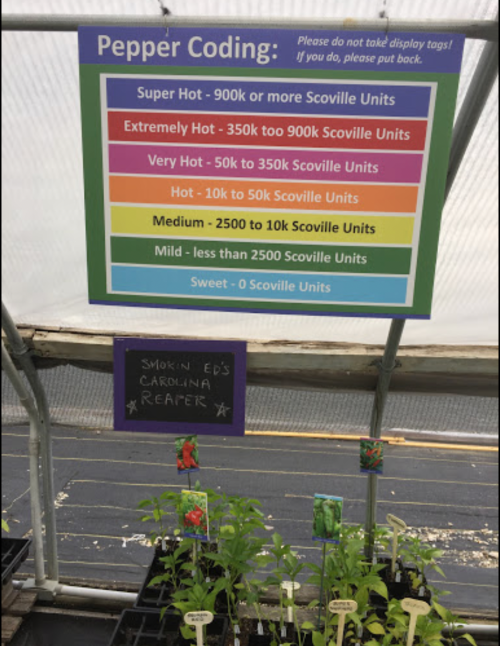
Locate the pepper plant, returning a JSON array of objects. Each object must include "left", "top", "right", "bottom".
[
  {"left": 261, "top": 532, "right": 293, "bottom": 637},
  {"left": 137, "top": 491, "right": 183, "bottom": 547},
  {"left": 431, "top": 601, "right": 478, "bottom": 646},
  {"left": 203, "top": 495, "right": 268, "bottom": 639},
  {"left": 400, "top": 535, "right": 446, "bottom": 597},
  {"left": 147, "top": 539, "right": 194, "bottom": 600}
]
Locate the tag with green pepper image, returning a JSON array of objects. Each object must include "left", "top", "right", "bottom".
[{"left": 312, "top": 494, "right": 343, "bottom": 544}]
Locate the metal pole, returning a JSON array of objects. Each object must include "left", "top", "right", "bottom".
[
  {"left": 445, "top": 27, "right": 499, "bottom": 199},
  {"left": 2, "top": 342, "right": 45, "bottom": 587},
  {"left": 1, "top": 14, "right": 498, "bottom": 40},
  {"left": 364, "top": 319, "right": 406, "bottom": 558},
  {"left": 364, "top": 15, "right": 499, "bottom": 559},
  {"left": 1, "top": 303, "right": 59, "bottom": 582}
]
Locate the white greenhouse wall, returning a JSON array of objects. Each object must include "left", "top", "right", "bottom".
[{"left": 1, "top": 0, "right": 498, "bottom": 344}]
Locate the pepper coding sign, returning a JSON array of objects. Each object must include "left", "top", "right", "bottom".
[
  {"left": 114, "top": 338, "right": 246, "bottom": 435},
  {"left": 80, "top": 27, "right": 464, "bottom": 318}
]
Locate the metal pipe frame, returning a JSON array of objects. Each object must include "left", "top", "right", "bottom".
[
  {"left": 1, "top": 14, "right": 498, "bottom": 40},
  {"left": 0, "top": 9, "right": 497, "bottom": 580},
  {"left": 364, "top": 21, "right": 499, "bottom": 558},
  {"left": 2, "top": 303, "right": 59, "bottom": 582},
  {"left": 2, "top": 342, "right": 45, "bottom": 587}
]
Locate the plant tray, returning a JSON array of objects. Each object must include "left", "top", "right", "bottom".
[
  {"left": 1, "top": 538, "right": 31, "bottom": 586},
  {"left": 108, "top": 609, "right": 228, "bottom": 646},
  {"left": 135, "top": 547, "right": 232, "bottom": 614}
]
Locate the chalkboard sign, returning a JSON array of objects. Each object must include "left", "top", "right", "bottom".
[{"left": 113, "top": 338, "right": 246, "bottom": 436}]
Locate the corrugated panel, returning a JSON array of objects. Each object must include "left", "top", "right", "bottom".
[{"left": 1, "top": 1, "right": 498, "bottom": 344}]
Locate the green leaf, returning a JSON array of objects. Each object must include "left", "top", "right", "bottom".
[
  {"left": 312, "top": 631, "right": 326, "bottom": 646},
  {"left": 180, "top": 624, "right": 196, "bottom": 640},
  {"left": 461, "top": 634, "right": 478, "bottom": 646},
  {"left": 2, "top": 519, "right": 9, "bottom": 533},
  {"left": 433, "top": 564, "right": 446, "bottom": 578},
  {"left": 369, "top": 580, "right": 388, "bottom": 600},
  {"left": 366, "top": 622, "right": 385, "bottom": 635},
  {"left": 431, "top": 600, "right": 451, "bottom": 623},
  {"left": 301, "top": 622, "right": 315, "bottom": 631}
]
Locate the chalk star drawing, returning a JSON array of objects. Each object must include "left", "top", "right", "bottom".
[
  {"left": 126, "top": 400, "right": 138, "bottom": 415},
  {"left": 214, "top": 402, "right": 231, "bottom": 418}
]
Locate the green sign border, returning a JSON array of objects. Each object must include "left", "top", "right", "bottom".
[{"left": 80, "top": 64, "right": 459, "bottom": 317}]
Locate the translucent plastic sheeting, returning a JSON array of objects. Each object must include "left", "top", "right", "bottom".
[{"left": 1, "top": 0, "right": 498, "bottom": 344}]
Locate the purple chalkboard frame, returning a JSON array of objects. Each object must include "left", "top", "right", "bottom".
[{"left": 113, "top": 337, "right": 247, "bottom": 436}]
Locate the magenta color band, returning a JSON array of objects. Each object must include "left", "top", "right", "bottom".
[{"left": 109, "top": 144, "right": 423, "bottom": 184}]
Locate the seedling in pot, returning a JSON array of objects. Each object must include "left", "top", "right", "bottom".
[
  {"left": 261, "top": 532, "right": 292, "bottom": 638},
  {"left": 363, "top": 598, "right": 409, "bottom": 646},
  {"left": 137, "top": 491, "right": 182, "bottom": 549},
  {"left": 171, "top": 578, "right": 224, "bottom": 643},
  {"left": 147, "top": 539, "right": 194, "bottom": 599},
  {"left": 400, "top": 536, "right": 446, "bottom": 599},
  {"left": 204, "top": 495, "right": 268, "bottom": 642},
  {"left": 431, "top": 601, "right": 478, "bottom": 646}
]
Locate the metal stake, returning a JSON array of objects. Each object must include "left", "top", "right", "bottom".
[
  {"left": 364, "top": 319, "right": 405, "bottom": 558},
  {"left": 363, "top": 15, "right": 498, "bottom": 558},
  {"left": 317, "top": 542, "right": 327, "bottom": 630}
]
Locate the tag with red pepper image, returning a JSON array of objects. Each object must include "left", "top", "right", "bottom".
[
  {"left": 175, "top": 435, "right": 200, "bottom": 474},
  {"left": 360, "top": 438, "right": 384, "bottom": 475},
  {"left": 312, "top": 494, "right": 343, "bottom": 544},
  {"left": 181, "top": 490, "right": 209, "bottom": 541}
]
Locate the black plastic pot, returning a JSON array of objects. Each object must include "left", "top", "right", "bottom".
[
  {"left": 245, "top": 619, "right": 294, "bottom": 646},
  {"left": 135, "top": 548, "right": 180, "bottom": 609},
  {"left": 1, "top": 538, "right": 31, "bottom": 585},
  {"left": 136, "top": 544, "right": 236, "bottom": 614},
  {"left": 108, "top": 609, "right": 228, "bottom": 646}
]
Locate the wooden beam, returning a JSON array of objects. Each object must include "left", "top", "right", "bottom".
[{"left": 2, "top": 326, "right": 498, "bottom": 396}]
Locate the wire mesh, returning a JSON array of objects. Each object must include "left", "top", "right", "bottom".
[{"left": 2, "top": 365, "right": 497, "bottom": 439}]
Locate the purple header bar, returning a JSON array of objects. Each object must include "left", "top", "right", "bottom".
[{"left": 79, "top": 27, "right": 464, "bottom": 74}]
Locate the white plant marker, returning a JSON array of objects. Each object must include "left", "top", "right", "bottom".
[
  {"left": 401, "top": 598, "right": 430, "bottom": 646},
  {"left": 386, "top": 513, "right": 407, "bottom": 577},
  {"left": 281, "top": 581, "right": 301, "bottom": 623},
  {"left": 184, "top": 611, "right": 214, "bottom": 646},
  {"left": 328, "top": 600, "right": 358, "bottom": 646}
]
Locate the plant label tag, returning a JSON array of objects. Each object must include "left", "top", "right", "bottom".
[
  {"left": 176, "top": 435, "right": 200, "bottom": 474},
  {"left": 234, "top": 624, "right": 240, "bottom": 635},
  {"left": 328, "top": 600, "right": 358, "bottom": 613},
  {"left": 395, "top": 571, "right": 401, "bottom": 583},
  {"left": 257, "top": 622, "right": 264, "bottom": 635},
  {"left": 281, "top": 626, "right": 287, "bottom": 638},
  {"left": 387, "top": 513, "right": 407, "bottom": 576},
  {"left": 281, "top": 581, "right": 300, "bottom": 623},
  {"left": 182, "top": 490, "right": 209, "bottom": 542},
  {"left": 184, "top": 611, "right": 214, "bottom": 646},
  {"left": 401, "top": 598, "right": 430, "bottom": 646},
  {"left": 328, "top": 600, "right": 358, "bottom": 646},
  {"left": 387, "top": 514, "right": 407, "bottom": 531}
]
